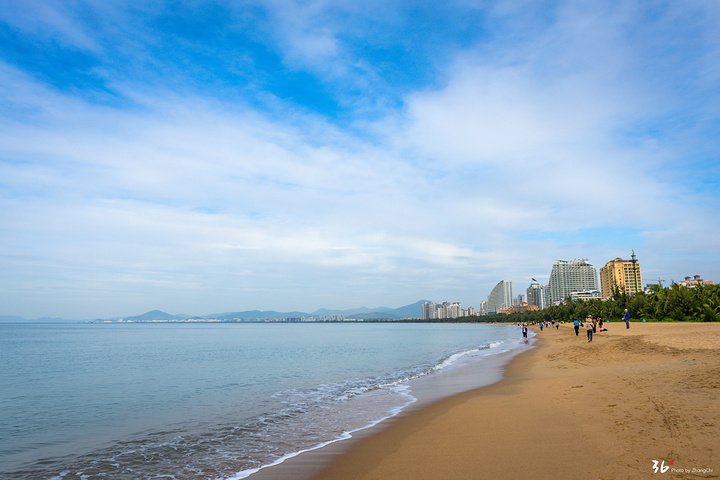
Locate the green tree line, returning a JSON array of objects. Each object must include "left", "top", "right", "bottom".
[{"left": 500, "top": 283, "right": 720, "bottom": 323}]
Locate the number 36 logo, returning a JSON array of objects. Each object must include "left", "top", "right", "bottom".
[{"left": 652, "top": 460, "right": 671, "bottom": 473}]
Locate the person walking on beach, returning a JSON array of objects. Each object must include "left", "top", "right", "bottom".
[
  {"left": 573, "top": 319, "right": 580, "bottom": 336},
  {"left": 586, "top": 318, "right": 594, "bottom": 342},
  {"left": 624, "top": 309, "right": 630, "bottom": 329},
  {"left": 592, "top": 317, "right": 597, "bottom": 334},
  {"left": 522, "top": 325, "right": 528, "bottom": 344}
]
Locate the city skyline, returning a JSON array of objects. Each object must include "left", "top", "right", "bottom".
[
  {"left": 2, "top": 2, "right": 719, "bottom": 319},
  {"left": 0, "top": 253, "right": 712, "bottom": 321}
]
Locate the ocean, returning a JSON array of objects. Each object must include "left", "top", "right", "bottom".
[{"left": 0, "top": 322, "right": 528, "bottom": 480}]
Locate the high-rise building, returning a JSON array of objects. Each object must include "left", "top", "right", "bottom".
[
  {"left": 548, "top": 259, "right": 598, "bottom": 305},
  {"left": 422, "top": 301, "right": 463, "bottom": 319},
  {"left": 445, "top": 302, "right": 462, "bottom": 318},
  {"left": 422, "top": 302, "right": 437, "bottom": 320},
  {"left": 527, "top": 279, "right": 548, "bottom": 310},
  {"left": 599, "top": 254, "right": 643, "bottom": 299},
  {"left": 487, "top": 280, "right": 514, "bottom": 314}
]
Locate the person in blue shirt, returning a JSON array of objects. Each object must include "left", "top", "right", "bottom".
[
  {"left": 624, "top": 309, "right": 630, "bottom": 329},
  {"left": 573, "top": 319, "right": 580, "bottom": 336}
]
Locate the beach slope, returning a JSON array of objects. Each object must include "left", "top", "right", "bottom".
[{"left": 309, "top": 323, "right": 719, "bottom": 480}]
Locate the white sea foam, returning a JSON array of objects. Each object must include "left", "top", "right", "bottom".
[
  {"left": 224, "top": 388, "right": 417, "bottom": 480},
  {"left": 2, "top": 323, "right": 526, "bottom": 480},
  {"left": 225, "top": 332, "right": 529, "bottom": 480}
]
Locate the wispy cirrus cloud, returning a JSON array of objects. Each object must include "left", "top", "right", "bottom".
[{"left": 0, "top": 0, "right": 718, "bottom": 318}]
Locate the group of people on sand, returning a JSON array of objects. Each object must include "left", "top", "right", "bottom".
[
  {"left": 521, "top": 308, "right": 631, "bottom": 344},
  {"left": 519, "top": 320, "right": 560, "bottom": 343},
  {"left": 537, "top": 320, "right": 560, "bottom": 331},
  {"left": 572, "top": 316, "right": 611, "bottom": 342}
]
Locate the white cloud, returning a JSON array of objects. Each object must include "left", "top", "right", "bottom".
[
  {"left": 1, "top": 1, "right": 719, "bottom": 318},
  {"left": 0, "top": 0, "right": 102, "bottom": 53}
]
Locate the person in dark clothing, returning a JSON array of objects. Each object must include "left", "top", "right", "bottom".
[
  {"left": 624, "top": 309, "right": 630, "bottom": 329},
  {"left": 573, "top": 319, "right": 580, "bottom": 336}
]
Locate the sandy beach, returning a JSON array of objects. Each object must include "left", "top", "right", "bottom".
[{"left": 301, "top": 322, "right": 719, "bottom": 480}]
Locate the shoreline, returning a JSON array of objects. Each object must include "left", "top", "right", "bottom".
[
  {"left": 243, "top": 328, "right": 534, "bottom": 480},
  {"left": 294, "top": 322, "right": 720, "bottom": 480}
]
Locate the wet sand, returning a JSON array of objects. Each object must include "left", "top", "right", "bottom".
[{"left": 304, "top": 322, "right": 720, "bottom": 480}]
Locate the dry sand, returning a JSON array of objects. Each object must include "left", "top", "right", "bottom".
[{"left": 304, "top": 322, "right": 720, "bottom": 480}]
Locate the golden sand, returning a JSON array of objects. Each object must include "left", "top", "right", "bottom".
[{"left": 305, "top": 322, "right": 720, "bottom": 480}]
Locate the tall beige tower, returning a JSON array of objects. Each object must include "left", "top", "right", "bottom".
[{"left": 600, "top": 253, "right": 643, "bottom": 299}]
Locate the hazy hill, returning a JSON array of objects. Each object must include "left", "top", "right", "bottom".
[
  {"left": 123, "top": 310, "right": 191, "bottom": 321},
  {"left": 385, "top": 300, "right": 430, "bottom": 319},
  {"left": 2, "top": 300, "right": 432, "bottom": 323},
  {"left": 213, "top": 310, "right": 309, "bottom": 320},
  {"left": 0, "top": 315, "right": 73, "bottom": 323},
  {"left": 312, "top": 306, "right": 392, "bottom": 316},
  {"left": 312, "top": 300, "right": 429, "bottom": 319}
]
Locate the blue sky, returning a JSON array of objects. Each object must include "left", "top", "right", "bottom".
[{"left": 1, "top": 0, "right": 719, "bottom": 319}]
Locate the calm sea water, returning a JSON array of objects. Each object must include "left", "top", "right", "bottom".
[{"left": 0, "top": 322, "right": 526, "bottom": 479}]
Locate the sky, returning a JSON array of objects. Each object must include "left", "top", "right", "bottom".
[{"left": 1, "top": 0, "right": 719, "bottom": 319}]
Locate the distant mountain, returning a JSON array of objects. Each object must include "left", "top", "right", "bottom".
[
  {"left": 1, "top": 300, "right": 431, "bottom": 324},
  {"left": 0, "top": 315, "right": 75, "bottom": 324},
  {"left": 311, "top": 306, "right": 392, "bottom": 316},
  {"left": 212, "top": 310, "right": 309, "bottom": 320},
  {"left": 205, "top": 301, "right": 429, "bottom": 320},
  {"left": 350, "top": 312, "right": 401, "bottom": 320},
  {"left": 314, "top": 300, "right": 430, "bottom": 319},
  {"left": 34, "top": 317, "right": 73, "bottom": 323},
  {"left": 123, "top": 310, "right": 191, "bottom": 321},
  {"left": 385, "top": 300, "right": 430, "bottom": 319}
]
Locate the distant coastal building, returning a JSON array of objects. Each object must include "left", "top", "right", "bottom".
[
  {"left": 526, "top": 279, "right": 548, "bottom": 310},
  {"left": 445, "top": 302, "right": 462, "bottom": 318},
  {"left": 422, "top": 302, "right": 437, "bottom": 320},
  {"left": 678, "top": 275, "right": 714, "bottom": 287},
  {"left": 487, "top": 280, "right": 514, "bottom": 314},
  {"left": 313, "top": 314, "right": 346, "bottom": 322},
  {"left": 479, "top": 300, "right": 488, "bottom": 315},
  {"left": 570, "top": 289, "right": 602, "bottom": 301},
  {"left": 599, "top": 254, "right": 643, "bottom": 299},
  {"left": 422, "top": 301, "right": 463, "bottom": 319},
  {"left": 548, "top": 259, "right": 598, "bottom": 305}
]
